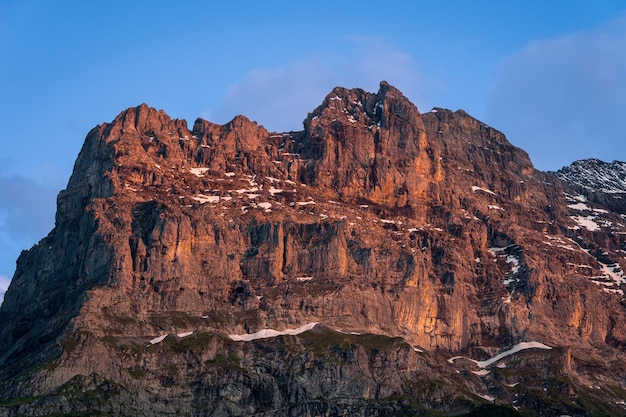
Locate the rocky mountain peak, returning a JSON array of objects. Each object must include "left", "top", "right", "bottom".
[
  {"left": 111, "top": 103, "right": 181, "bottom": 134},
  {"left": 2, "top": 83, "right": 626, "bottom": 416},
  {"left": 554, "top": 158, "right": 626, "bottom": 214},
  {"left": 555, "top": 158, "right": 626, "bottom": 194},
  {"left": 295, "top": 82, "right": 438, "bottom": 209},
  {"left": 305, "top": 81, "right": 421, "bottom": 130}
]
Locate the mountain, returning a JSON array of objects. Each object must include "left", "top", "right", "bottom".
[
  {"left": 554, "top": 158, "right": 626, "bottom": 215},
  {"left": 1, "top": 82, "right": 626, "bottom": 417}
]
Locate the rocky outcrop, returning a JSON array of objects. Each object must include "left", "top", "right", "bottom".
[
  {"left": 554, "top": 158, "right": 626, "bottom": 214},
  {"left": 1, "top": 82, "right": 626, "bottom": 416}
]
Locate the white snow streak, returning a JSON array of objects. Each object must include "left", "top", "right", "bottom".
[
  {"left": 189, "top": 167, "right": 210, "bottom": 177},
  {"left": 193, "top": 194, "right": 220, "bottom": 204},
  {"left": 258, "top": 202, "right": 272, "bottom": 211},
  {"left": 268, "top": 186, "right": 283, "bottom": 196},
  {"left": 148, "top": 335, "right": 167, "bottom": 345},
  {"left": 472, "top": 185, "right": 496, "bottom": 195},
  {"left": 448, "top": 341, "right": 552, "bottom": 370},
  {"left": 229, "top": 322, "right": 319, "bottom": 341},
  {"left": 571, "top": 215, "right": 600, "bottom": 231}
]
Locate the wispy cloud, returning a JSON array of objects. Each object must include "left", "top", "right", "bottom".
[
  {"left": 0, "top": 274, "right": 10, "bottom": 304},
  {"left": 210, "top": 37, "right": 426, "bottom": 132},
  {"left": 486, "top": 15, "right": 626, "bottom": 170}
]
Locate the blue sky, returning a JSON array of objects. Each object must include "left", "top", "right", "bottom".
[{"left": 1, "top": 1, "right": 626, "bottom": 300}]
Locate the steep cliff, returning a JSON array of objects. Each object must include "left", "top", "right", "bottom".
[{"left": 1, "top": 82, "right": 625, "bottom": 416}]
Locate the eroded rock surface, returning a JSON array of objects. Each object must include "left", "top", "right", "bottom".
[{"left": 1, "top": 82, "right": 625, "bottom": 416}]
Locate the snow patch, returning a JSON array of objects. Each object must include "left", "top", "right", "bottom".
[
  {"left": 588, "top": 257, "right": 625, "bottom": 295},
  {"left": 268, "top": 186, "right": 283, "bottom": 196},
  {"left": 476, "top": 393, "right": 495, "bottom": 402},
  {"left": 448, "top": 341, "right": 552, "bottom": 370},
  {"left": 476, "top": 342, "right": 552, "bottom": 368},
  {"left": 193, "top": 194, "right": 220, "bottom": 204},
  {"left": 472, "top": 185, "right": 496, "bottom": 195},
  {"left": 233, "top": 187, "right": 259, "bottom": 194},
  {"left": 489, "top": 246, "right": 521, "bottom": 276},
  {"left": 599, "top": 261, "right": 625, "bottom": 285},
  {"left": 568, "top": 202, "right": 609, "bottom": 215},
  {"left": 568, "top": 202, "right": 591, "bottom": 211},
  {"left": 472, "top": 369, "right": 491, "bottom": 376},
  {"left": 571, "top": 215, "right": 600, "bottom": 231},
  {"left": 190, "top": 167, "right": 210, "bottom": 177},
  {"left": 148, "top": 335, "right": 167, "bottom": 345},
  {"left": 229, "top": 322, "right": 319, "bottom": 341}
]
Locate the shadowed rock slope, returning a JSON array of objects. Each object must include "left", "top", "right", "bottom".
[{"left": 1, "top": 82, "right": 626, "bottom": 416}]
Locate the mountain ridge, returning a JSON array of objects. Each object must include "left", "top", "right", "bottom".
[
  {"left": 1, "top": 82, "right": 626, "bottom": 416},
  {"left": 553, "top": 158, "right": 626, "bottom": 215}
]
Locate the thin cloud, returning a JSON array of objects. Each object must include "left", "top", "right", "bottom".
[
  {"left": 215, "top": 56, "right": 331, "bottom": 131},
  {"left": 211, "top": 37, "right": 426, "bottom": 132},
  {"left": 486, "top": 15, "right": 626, "bottom": 170},
  {"left": 0, "top": 274, "right": 10, "bottom": 304},
  {"left": 0, "top": 173, "right": 57, "bottom": 239}
]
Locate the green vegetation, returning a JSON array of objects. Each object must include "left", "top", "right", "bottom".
[
  {"left": 461, "top": 404, "right": 525, "bottom": 417},
  {"left": 127, "top": 368, "right": 145, "bottom": 379},
  {"left": 148, "top": 310, "right": 206, "bottom": 328},
  {"left": 39, "top": 359, "right": 59, "bottom": 371},
  {"left": 297, "top": 326, "right": 404, "bottom": 355},
  {"left": 60, "top": 331, "right": 94, "bottom": 353},
  {"left": 33, "top": 411, "right": 109, "bottom": 417},
  {"left": 239, "top": 309, "right": 263, "bottom": 329},
  {"left": 406, "top": 378, "right": 447, "bottom": 397},
  {"left": 102, "top": 335, "right": 146, "bottom": 356},
  {"left": 567, "top": 385, "right": 625, "bottom": 417},
  {"left": 204, "top": 352, "right": 241, "bottom": 370},
  {"left": 147, "top": 330, "right": 231, "bottom": 354},
  {"left": 158, "top": 364, "right": 180, "bottom": 387},
  {"left": 57, "top": 375, "right": 126, "bottom": 406},
  {"left": 0, "top": 396, "right": 38, "bottom": 407},
  {"left": 101, "top": 307, "right": 139, "bottom": 329}
]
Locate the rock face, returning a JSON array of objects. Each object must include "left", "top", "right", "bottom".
[
  {"left": 1, "top": 82, "right": 626, "bottom": 416},
  {"left": 554, "top": 158, "right": 626, "bottom": 214}
]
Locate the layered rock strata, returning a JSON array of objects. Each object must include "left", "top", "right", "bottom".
[{"left": 1, "top": 82, "right": 625, "bottom": 416}]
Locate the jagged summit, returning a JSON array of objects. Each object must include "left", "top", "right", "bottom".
[
  {"left": 554, "top": 158, "right": 626, "bottom": 214},
  {"left": 1, "top": 83, "right": 626, "bottom": 416},
  {"left": 555, "top": 158, "right": 626, "bottom": 194}
]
